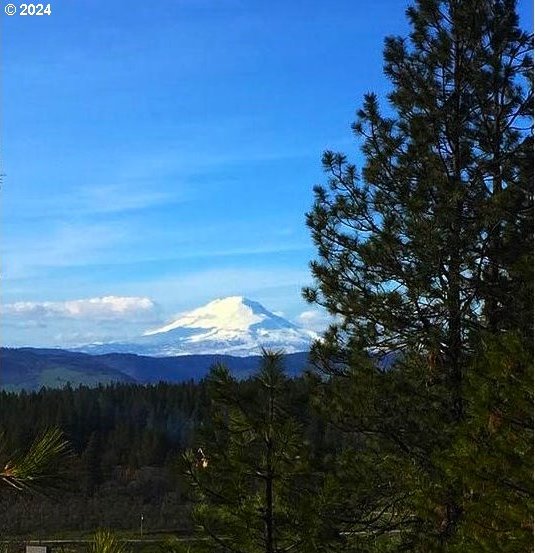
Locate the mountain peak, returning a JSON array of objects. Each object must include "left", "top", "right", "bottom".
[
  {"left": 203, "top": 296, "right": 269, "bottom": 312},
  {"left": 211, "top": 295, "right": 247, "bottom": 304},
  {"left": 144, "top": 296, "right": 289, "bottom": 336},
  {"left": 204, "top": 295, "right": 257, "bottom": 311},
  {"left": 82, "top": 297, "right": 316, "bottom": 357}
]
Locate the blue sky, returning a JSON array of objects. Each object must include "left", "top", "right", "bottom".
[{"left": 2, "top": 0, "right": 532, "bottom": 347}]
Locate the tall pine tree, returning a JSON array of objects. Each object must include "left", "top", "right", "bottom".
[
  {"left": 304, "top": 0, "right": 532, "bottom": 550},
  {"left": 181, "top": 351, "right": 336, "bottom": 553}
]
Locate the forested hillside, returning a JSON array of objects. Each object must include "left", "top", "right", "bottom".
[
  {"left": 0, "top": 382, "right": 205, "bottom": 535},
  {"left": 0, "top": 376, "right": 329, "bottom": 536},
  {"left": 0, "top": 348, "right": 309, "bottom": 391}
]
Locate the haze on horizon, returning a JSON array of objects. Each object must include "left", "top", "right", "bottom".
[{"left": 2, "top": 0, "right": 533, "bottom": 348}]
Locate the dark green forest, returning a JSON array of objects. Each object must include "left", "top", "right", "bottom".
[
  {"left": 1, "top": 0, "right": 533, "bottom": 551},
  {"left": 0, "top": 381, "right": 208, "bottom": 535},
  {"left": 0, "top": 375, "right": 334, "bottom": 537}
]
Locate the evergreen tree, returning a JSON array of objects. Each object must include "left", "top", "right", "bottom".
[
  {"left": 305, "top": 0, "right": 532, "bottom": 403},
  {"left": 181, "top": 351, "right": 335, "bottom": 553},
  {"left": 0, "top": 428, "right": 69, "bottom": 493},
  {"left": 304, "top": 0, "right": 532, "bottom": 550},
  {"left": 445, "top": 332, "right": 533, "bottom": 552}
]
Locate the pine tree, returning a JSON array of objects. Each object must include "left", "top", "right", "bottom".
[
  {"left": 0, "top": 428, "right": 69, "bottom": 492},
  {"left": 444, "top": 332, "right": 533, "bottom": 552},
  {"left": 305, "top": 0, "right": 532, "bottom": 405},
  {"left": 304, "top": 0, "right": 532, "bottom": 550},
  {"left": 181, "top": 351, "right": 336, "bottom": 553}
]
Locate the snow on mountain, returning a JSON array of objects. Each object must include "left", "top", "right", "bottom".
[
  {"left": 145, "top": 296, "right": 278, "bottom": 335},
  {"left": 80, "top": 296, "right": 318, "bottom": 357}
]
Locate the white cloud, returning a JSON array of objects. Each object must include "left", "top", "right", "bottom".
[
  {"left": 72, "top": 184, "right": 177, "bottom": 215},
  {"left": 295, "top": 309, "right": 332, "bottom": 333},
  {"left": 4, "top": 295, "right": 157, "bottom": 321}
]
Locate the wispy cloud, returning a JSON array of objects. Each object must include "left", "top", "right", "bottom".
[
  {"left": 4, "top": 295, "right": 158, "bottom": 321},
  {"left": 68, "top": 183, "right": 178, "bottom": 215},
  {"left": 296, "top": 309, "right": 332, "bottom": 333},
  {"left": 6, "top": 182, "right": 185, "bottom": 222},
  {"left": 2, "top": 295, "right": 165, "bottom": 348},
  {"left": 2, "top": 221, "right": 131, "bottom": 279}
]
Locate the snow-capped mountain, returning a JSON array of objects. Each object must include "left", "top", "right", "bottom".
[{"left": 80, "top": 296, "right": 318, "bottom": 357}]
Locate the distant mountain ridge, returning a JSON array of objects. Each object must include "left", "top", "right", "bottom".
[
  {"left": 79, "top": 296, "right": 317, "bottom": 357},
  {"left": 0, "top": 348, "right": 310, "bottom": 392},
  {"left": 0, "top": 347, "right": 135, "bottom": 392}
]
